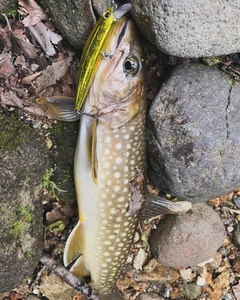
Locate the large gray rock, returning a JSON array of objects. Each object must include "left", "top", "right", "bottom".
[
  {"left": 150, "top": 203, "right": 225, "bottom": 267},
  {"left": 147, "top": 63, "right": 240, "bottom": 202},
  {"left": 130, "top": 0, "right": 240, "bottom": 57},
  {"left": 0, "top": 110, "right": 49, "bottom": 293}
]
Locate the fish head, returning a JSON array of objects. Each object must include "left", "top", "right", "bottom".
[{"left": 89, "top": 17, "right": 146, "bottom": 128}]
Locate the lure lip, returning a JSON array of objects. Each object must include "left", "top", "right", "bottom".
[{"left": 113, "top": 3, "right": 132, "bottom": 20}]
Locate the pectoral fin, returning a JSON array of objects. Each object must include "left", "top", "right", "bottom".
[
  {"left": 140, "top": 194, "right": 192, "bottom": 221},
  {"left": 36, "top": 96, "right": 80, "bottom": 122},
  {"left": 63, "top": 221, "right": 85, "bottom": 267}
]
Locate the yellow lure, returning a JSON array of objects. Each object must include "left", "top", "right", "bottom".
[{"left": 75, "top": 3, "right": 132, "bottom": 111}]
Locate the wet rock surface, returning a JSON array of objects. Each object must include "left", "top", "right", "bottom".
[
  {"left": 0, "top": 110, "right": 50, "bottom": 293},
  {"left": 130, "top": 0, "right": 240, "bottom": 57},
  {"left": 147, "top": 63, "right": 240, "bottom": 202},
  {"left": 150, "top": 203, "right": 226, "bottom": 267}
]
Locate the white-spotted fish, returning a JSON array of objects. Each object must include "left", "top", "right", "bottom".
[{"left": 37, "top": 15, "right": 192, "bottom": 300}]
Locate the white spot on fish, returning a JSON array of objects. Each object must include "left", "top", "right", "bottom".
[
  {"left": 130, "top": 160, "right": 135, "bottom": 165},
  {"left": 115, "top": 134, "right": 120, "bottom": 139},
  {"left": 130, "top": 126, "right": 135, "bottom": 131},
  {"left": 106, "top": 137, "right": 111, "bottom": 143},
  {"left": 108, "top": 246, "right": 115, "bottom": 251},
  {"left": 109, "top": 235, "right": 116, "bottom": 239},
  {"left": 104, "top": 240, "right": 111, "bottom": 245},
  {"left": 99, "top": 202, "right": 105, "bottom": 208},
  {"left": 125, "top": 151, "right": 130, "bottom": 157},
  {"left": 103, "top": 251, "right": 110, "bottom": 256},
  {"left": 123, "top": 134, "right": 130, "bottom": 140},
  {"left": 104, "top": 162, "right": 110, "bottom": 169},
  {"left": 115, "top": 143, "right": 122, "bottom": 150},
  {"left": 124, "top": 166, "right": 129, "bottom": 172},
  {"left": 114, "top": 185, "right": 121, "bottom": 192},
  {"left": 101, "top": 263, "right": 108, "bottom": 267},
  {"left": 104, "top": 148, "right": 110, "bottom": 155},
  {"left": 116, "top": 216, "right": 121, "bottom": 222},
  {"left": 117, "top": 196, "right": 124, "bottom": 202},
  {"left": 115, "top": 157, "right": 122, "bottom": 164},
  {"left": 101, "top": 193, "right": 107, "bottom": 199},
  {"left": 114, "top": 172, "right": 121, "bottom": 179},
  {"left": 124, "top": 221, "right": 129, "bottom": 226},
  {"left": 107, "top": 200, "right": 113, "bottom": 206}
]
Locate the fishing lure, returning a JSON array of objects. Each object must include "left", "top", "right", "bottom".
[{"left": 74, "top": 2, "right": 132, "bottom": 111}]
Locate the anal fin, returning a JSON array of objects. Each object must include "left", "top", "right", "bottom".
[
  {"left": 63, "top": 221, "right": 85, "bottom": 267},
  {"left": 140, "top": 193, "right": 192, "bottom": 221},
  {"left": 70, "top": 254, "right": 90, "bottom": 278}
]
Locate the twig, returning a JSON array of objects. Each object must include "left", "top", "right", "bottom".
[{"left": 40, "top": 254, "right": 100, "bottom": 300}]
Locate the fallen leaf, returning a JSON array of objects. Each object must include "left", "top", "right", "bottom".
[
  {"left": 21, "top": 71, "right": 41, "bottom": 85},
  {"left": 2, "top": 14, "right": 37, "bottom": 58},
  {"left": 0, "top": 89, "right": 47, "bottom": 117},
  {"left": 18, "top": 0, "right": 48, "bottom": 26},
  {"left": 233, "top": 282, "right": 240, "bottom": 299},
  {"left": 28, "top": 22, "right": 62, "bottom": 56},
  {"left": 33, "top": 53, "right": 74, "bottom": 95}
]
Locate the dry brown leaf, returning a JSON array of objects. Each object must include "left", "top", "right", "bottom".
[
  {"left": 18, "top": 0, "right": 48, "bottom": 26},
  {"left": 2, "top": 14, "right": 37, "bottom": 58},
  {"left": 0, "top": 52, "right": 15, "bottom": 78},
  {"left": 0, "top": 89, "right": 47, "bottom": 117},
  {"left": 33, "top": 53, "right": 74, "bottom": 95},
  {"left": 21, "top": 72, "right": 41, "bottom": 85},
  {"left": 28, "top": 22, "right": 62, "bottom": 56},
  {"left": 232, "top": 282, "right": 240, "bottom": 299}
]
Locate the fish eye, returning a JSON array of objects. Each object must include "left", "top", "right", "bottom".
[
  {"left": 104, "top": 11, "right": 111, "bottom": 19},
  {"left": 123, "top": 54, "right": 140, "bottom": 76}
]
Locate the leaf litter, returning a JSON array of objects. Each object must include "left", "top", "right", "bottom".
[{"left": 0, "top": 1, "right": 240, "bottom": 300}]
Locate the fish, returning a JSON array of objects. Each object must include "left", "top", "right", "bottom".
[
  {"left": 37, "top": 15, "right": 192, "bottom": 300},
  {"left": 74, "top": 3, "right": 132, "bottom": 111}
]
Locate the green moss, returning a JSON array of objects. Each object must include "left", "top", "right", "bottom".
[
  {"left": 0, "top": 3, "right": 18, "bottom": 21},
  {"left": 17, "top": 204, "right": 34, "bottom": 223},
  {"left": 24, "top": 251, "right": 34, "bottom": 260},
  {"left": 12, "top": 221, "right": 22, "bottom": 237},
  {"left": 12, "top": 205, "right": 35, "bottom": 236},
  {"left": 41, "top": 168, "right": 67, "bottom": 199},
  {"left": 0, "top": 113, "right": 27, "bottom": 152}
]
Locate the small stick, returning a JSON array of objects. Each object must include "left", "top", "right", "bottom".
[{"left": 40, "top": 254, "right": 100, "bottom": 300}]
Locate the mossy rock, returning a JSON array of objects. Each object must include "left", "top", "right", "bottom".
[
  {"left": 48, "top": 120, "right": 79, "bottom": 202},
  {"left": 0, "top": 109, "right": 50, "bottom": 293}
]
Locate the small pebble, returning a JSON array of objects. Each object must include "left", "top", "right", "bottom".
[{"left": 196, "top": 276, "right": 206, "bottom": 286}]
